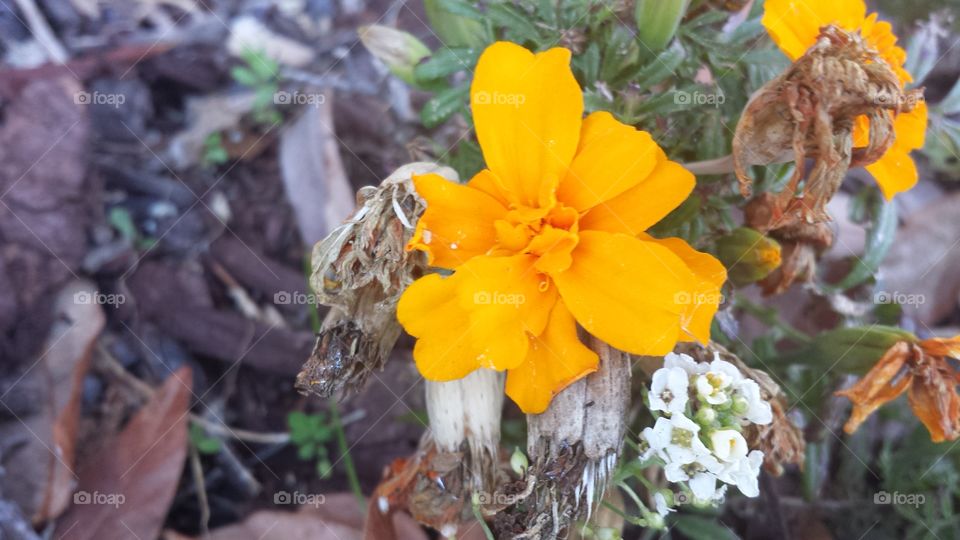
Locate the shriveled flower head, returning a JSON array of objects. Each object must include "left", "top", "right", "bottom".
[
  {"left": 762, "top": 0, "right": 928, "bottom": 200},
  {"left": 397, "top": 42, "right": 726, "bottom": 414},
  {"left": 837, "top": 336, "right": 960, "bottom": 442}
]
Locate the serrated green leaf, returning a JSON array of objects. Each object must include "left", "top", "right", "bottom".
[
  {"left": 414, "top": 47, "right": 480, "bottom": 82},
  {"left": 434, "top": 0, "right": 484, "bottom": 20},
  {"left": 630, "top": 48, "right": 684, "bottom": 89},
  {"left": 421, "top": 83, "right": 469, "bottom": 128},
  {"left": 487, "top": 3, "right": 540, "bottom": 43}
]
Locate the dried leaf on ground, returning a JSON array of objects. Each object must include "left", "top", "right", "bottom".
[
  {"left": 53, "top": 366, "right": 192, "bottom": 540},
  {"left": 167, "top": 494, "right": 426, "bottom": 540},
  {"left": 278, "top": 92, "right": 356, "bottom": 247},
  {"left": 0, "top": 280, "right": 105, "bottom": 524}
]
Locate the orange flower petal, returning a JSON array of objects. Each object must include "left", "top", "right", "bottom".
[
  {"left": 762, "top": 0, "right": 866, "bottom": 60},
  {"left": 865, "top": 147, "right": 919, "bottom": 200},
  {"left": 578, "top": 159, "right": 695, "bottom": 235},
  {"left": 644, "top": 235, "right": 727, "bottom": 344},
  {"left": 835, "top": 341, "right": 911, "bottom": 434},
  {"left": 408, "top": 173, "right": 507, "bottom": 269},
  {"left": 453, "top": 254, "right": 558, "bottom": 371},
  {"left": 555, "top": 112, "right": 665, "bottom": 211},
  {"left": 552, "top": 230, "right": 696, "bottom": 355},
  {"left": 471, "top": 42, "right": 583, "bottom": 207},
  {"left": 467, "top": 169, "right": 511, "bottom": 207},
  {"left": 397, "top": 273, "right": 483, "bottom": 381},
  {"left": 505, "top": 300, "right": 599, "bottom": 414},
  {"left": 908, "top": 370, "right": 960, "bottom": 443}
]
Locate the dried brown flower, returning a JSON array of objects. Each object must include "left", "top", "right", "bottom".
[{"left": 734, "top": 25, "right": 922, "bottom": 223}]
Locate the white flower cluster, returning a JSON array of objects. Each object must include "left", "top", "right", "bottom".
[{"left": 641, "top": 352, "right": 773, "bottom": 505}]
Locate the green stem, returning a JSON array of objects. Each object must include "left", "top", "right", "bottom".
[
  {"left": 329, "top": 397, "right": 365, "bottom": 511},
  {"left": 470, "top": 494, "right": 496, "bottom": 540}
]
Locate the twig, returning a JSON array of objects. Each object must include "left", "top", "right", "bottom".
[
  {"left": 188, "top": 443, "right": 211, "bottom": 538},
  {"left": 12, "top": 0, "right": 69, "bottom": 63},
  {"left": 94, "top": 343, "right": 292, "bottom": 444}
]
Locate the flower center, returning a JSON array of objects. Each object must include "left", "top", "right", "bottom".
[{"left": 492, "top": 203, "right": 580, "bottom": 274}]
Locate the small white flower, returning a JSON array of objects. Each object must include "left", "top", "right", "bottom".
[
  {"left": 654, "top": 492, "right": 674, "bottom": 517},
  {"left": 649, "top": 367, "right": 689, "bottom": 415},
  {"left": 695, "top": 374, "right": 729, "bottom": 404},
  {"left": 710, "top": 430, "right": 749, "bottom": 463},
  {"left": 688, "top": 471, "right": 721, "bottom": 501},
  {"left": 708, "top": 356, "right": 744, "bottom": 383},
  {"left": 719, "top": 450, "right": 764, "bottom": 497},
  {"left": 664, "top": 352, "right": 704, "bottom": 375},
  {"left": 735, "top": 379, "right": 773, "bottom": 425}
]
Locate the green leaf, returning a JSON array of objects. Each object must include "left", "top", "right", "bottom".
[
  {"left": 434, "top": 0, "right": 484, "bottom": 20},
  {"left": 673, "top": 515, "right": 740, "bottom": 540},
  {"left": 781, "top": 326, "right": 916, "bottom": 375},
  {"left": 574, "top": 42, "right": 601, "bottom": 85},
  {"left": 424, "top": 0, "right": 488, "bottom": 48},
  {"left": 827, "top": 191, "right": 897, "bottom": 291},
  {"left": 189, "top": 423, "right": 223, "bottom": 455},
  {"left": 421, "top": 83, "right": 470, "bottom": 128},
  {"left": 486, "top": 3, "right": 540, "bottom": 44},
  {"left": 108, "top": 207, "right": 138, "bottom": 243},
  {"left": 414, "top": 47, "right": 480, "bottom": 82},
  {"left": 298, "top": 443, "right": 316, "bottom": 460},
  {"left": 231, "top": 66, "right": 260, "bottom": 87},
  {"left": 630, "top": 48, "right": 684, "bottom": 89}
]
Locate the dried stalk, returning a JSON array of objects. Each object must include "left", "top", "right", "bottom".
[{"left": 496, "top": 336, "right": 630, "bottom": 539}]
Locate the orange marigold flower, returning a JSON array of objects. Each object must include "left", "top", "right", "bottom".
[
  {"left": 836, "top": 336, "right": 960, "bottom": 442},
  {"left": 397, "top": 42, "right": 726, "bottom": 414},
  {"left": 762, "top": 0, "right": 928, "bottom": 199}
]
